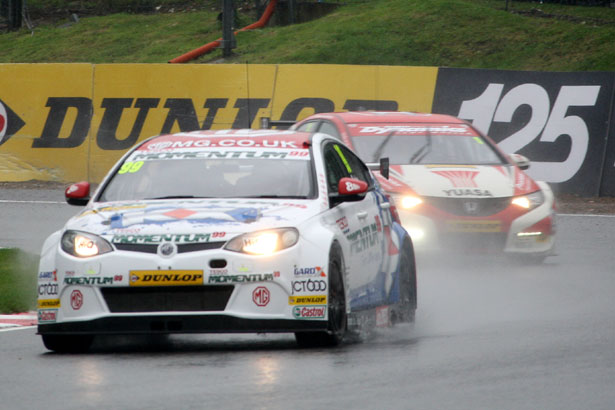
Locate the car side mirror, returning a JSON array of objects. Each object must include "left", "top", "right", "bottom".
[
  {"left": 367, "top": 157, "right": 390, "bottom": 179},
  {"left": 509, "top": 153, "right": 530, "bottom": 170},
  {"left": 330, "top": 177, "right": 368, "bottom": 206},
  {"left": 65, "top": 181, "right": 91, "bottom": 206}
]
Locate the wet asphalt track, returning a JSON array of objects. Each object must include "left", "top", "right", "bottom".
[{"left": 1, "top": 189, "right": 615, "bottom": 410}]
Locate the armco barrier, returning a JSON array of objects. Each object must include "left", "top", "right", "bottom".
[{"left": 0, "top": 63, "right": 614, "bottom": 196}]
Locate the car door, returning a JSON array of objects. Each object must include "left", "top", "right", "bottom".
[{"left": 322, "top": 141, "right": 386, "bottom": 299}]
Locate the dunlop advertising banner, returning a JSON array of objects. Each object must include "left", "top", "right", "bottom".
[
  {"left": 0, "top": 64, "right": 94, "bottom": 182},
  {"left": 0, "top": 63, "right": 437, "bottom": 183}
]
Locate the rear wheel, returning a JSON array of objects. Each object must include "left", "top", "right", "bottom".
[
  {"left": 42, "top": 334, "right": 94, "bottom": 353},
  {"left": 295, "top": 245, "right": 347, "bottom": 347}
]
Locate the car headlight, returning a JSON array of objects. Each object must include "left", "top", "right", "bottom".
[
  {"left": 400, "top": 195, "right": 423, "bottom": 209},
  {"left": 225, "top": 228, "right": 299, "bottom": 255},
  {"left": 511, "top": 190, "right": 544, "bottom": 211},
  {"left": 61, "top": 230, "right": 113, "bottom": 258}
]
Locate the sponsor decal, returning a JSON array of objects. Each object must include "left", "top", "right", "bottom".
[
  {"left": 432, "top": 170, "right": 479, "bottom": 188},
  {"left": 293, "top": 266, "right": 326, "bottom": 277},
  {"left": 108, "top": 205, "right": 262, "bottom": 229},
  {"left": 344, "top": 180, "right": 361, "bottom": 192},
  {"left": 132, "top": 150, "right": 290, "bottom": 161},
  {"left": 442, "top": 189, "right": 493, "bottom": 197},
  {"left": 252, "top": 286, "right": 270, "bottom": 307},
  {"left": 208, "top": 273, "right": 274, "bottom": 284},
  {"left": 288, "top": 295, "right": 327, "bottom": 305},
  {"left": 70, "top": 290, "right": 84, "bottom": 310},
  {"left": 293, "top": 305, "right": 326, "bottom": 319},
  {"left": 336, "top": 216, "right": 349, "bottom": 233},
  {"left": 292, "top": 279, "right": 327, "bottom": 295},
  {"left": 346, "top": 223, "right": 380, "bottom": 254},
  {"left": 37, "top": 299, "right": 61, "bottom": 309},
  {"left": 233, "top": 262, "right": 253, "bottom": 273},
  {"left": 38, "top": 283, "right": 59, "bottom": 296},
  {"left": 144, "top": 138, "right": 299, "bottom": 150},
  {"left": 64, "top": 277, "right": 114, "bottom": 285},
  {"left": 356, "top": 125, "right": 471, "bottom": 136},
  {"left": 129, "top": 270, "right": 204, "bottom": 286},
  {"left": 112, "top": 233, "right": 214, "bottom": 244},
  {"left": 37, "top": 309, "right": 58, "bottom": 323},
  {"left": 81, "top": 204, "right": 147, "bottom": 217},
  {"left": 38, "top": 270, "right": 57, "bottom": 281},
  {"left": 446, "top": 220, "right": 502, "bottom": 233}
]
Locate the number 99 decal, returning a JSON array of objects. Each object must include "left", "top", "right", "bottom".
[{"left": 458, "top": 83, "right": 601, "bottom": 183}]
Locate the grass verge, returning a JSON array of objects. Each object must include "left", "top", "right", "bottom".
[
  {"left": 0, "top": 0, "right": 613, "bottom": 70},
  {"left": 0, "top": 248, "right": 39, "bottom": 313}
]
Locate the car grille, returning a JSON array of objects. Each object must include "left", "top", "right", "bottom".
[
  {"left": 101, "top": 285, "right": 234, "bottom": 313},
  {"left": 424, "top": 196, "right": 511, "bottom": 217},
  {"left": 440, "top": 232, "right": 508, "bottom": 252},
  {"left": 113, "top": 241, "right": 226, "bottom": 254}
]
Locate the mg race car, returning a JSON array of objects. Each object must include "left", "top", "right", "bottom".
[
  {"left": 37, "top": 129, "right": 416, "bottom": 352},
  {"left": 290, "top": 111, "right": 556, "bottom": 261}
]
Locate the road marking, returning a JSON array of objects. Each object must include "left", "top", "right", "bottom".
[
  {"left": 0, "top": 200, "right": 65, "bottom": 204},
  {"left": 559, "top": 213, "right": 615, "bottom": 218}
]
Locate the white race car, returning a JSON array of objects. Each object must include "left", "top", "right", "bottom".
[
  {"left": 37, "top": 129, "right": 416, "bottom": 352},
  {"left": 292, "top": 111, "right": 557, "bottom": 261}
]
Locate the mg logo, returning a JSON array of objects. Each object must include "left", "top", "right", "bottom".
[{"left": 252, "top": 286, "right": 270, "bottom": 307}]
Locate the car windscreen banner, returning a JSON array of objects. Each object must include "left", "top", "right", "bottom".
[{"left": 431, "top": 68, "right": 615, "bottom": 196}]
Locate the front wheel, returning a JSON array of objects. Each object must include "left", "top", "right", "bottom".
[
  {"left": 392, "top": 238, "right": 417, "bottom": 324},
  {"left": 295, "top": 245, "right": 347, "bottom": 347}
]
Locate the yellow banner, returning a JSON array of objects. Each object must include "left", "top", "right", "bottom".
[{"left": 0, "top": 64, "right": 438, "bottom": 183}]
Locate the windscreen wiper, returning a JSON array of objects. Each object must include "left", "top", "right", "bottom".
[
  {"left": 372, "top": 131, "right": 396, "bottom": 162},
  {"left": 410, "top": 130, "right": 432, "bottom": 164},
  {"left": 241, "top": 195, "right": 308, "bottom": 199},
  {"left": 145, "top": 195, "right": 199, "bottom": 200}
]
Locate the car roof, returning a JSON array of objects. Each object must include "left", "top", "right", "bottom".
[
  {"left": 137, "top": 129, "right": 315, "bottom": 152},
  {"left": 306, "top": 111, "right": 466, "bottom": 125}
]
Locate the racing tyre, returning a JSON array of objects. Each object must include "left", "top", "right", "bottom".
[
  {"left": 393, "top": 238, "right": 417, "bottom": 324},
  {"left": 42, "top": 334, "right": 94, "bottom": 353},
  {"left": 295, "top": 244, "right": 347, "bottom": 348}
]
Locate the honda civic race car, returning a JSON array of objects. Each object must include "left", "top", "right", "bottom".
[
  {"left": 37, "top": 129, "right": 416, "bottom": 352},
  {"left": 290, "top": 111, "right": 556, "bottom": 260}
]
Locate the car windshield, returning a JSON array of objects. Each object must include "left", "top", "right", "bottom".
[
  {"left": 351, "top": 130, "right": 505, "bottom": 165},
  {"left": 98, "top": 156, "right": 314, "bottom": 202}
]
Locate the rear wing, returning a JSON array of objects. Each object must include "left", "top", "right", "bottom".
[
  {"left": 367, "top": 158, "right": 390, "bottom": 180},
  {"left": 259, "top": 117, "right": 297, "bottom": 130}
]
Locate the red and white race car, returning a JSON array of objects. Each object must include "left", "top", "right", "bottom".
[{"left": 291, "top": 111, "right": 556, "bottom": 261}]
